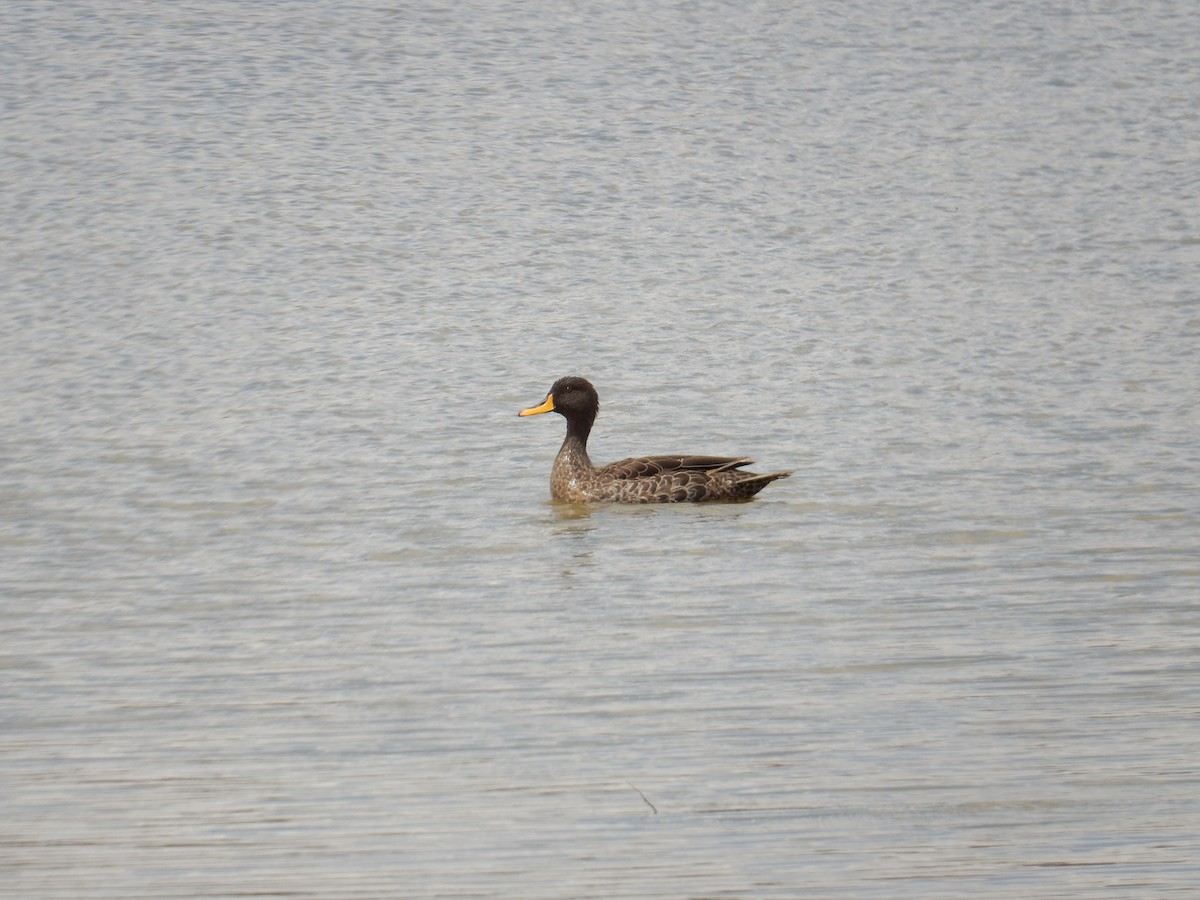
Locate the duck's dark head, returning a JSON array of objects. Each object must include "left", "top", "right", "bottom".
[{"left": 518, "top": 376, "right": 600, "bottom": 435}]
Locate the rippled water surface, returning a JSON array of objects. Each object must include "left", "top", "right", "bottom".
[{"left": 3, "top": 1, "right": 1199, "bottom": 897}]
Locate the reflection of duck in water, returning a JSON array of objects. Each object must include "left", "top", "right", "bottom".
[{"left": 518, "top": 376, "right": 791, "bottom": 503}]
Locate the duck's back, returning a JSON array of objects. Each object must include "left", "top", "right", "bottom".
[{"left": 576, "top": 455, "right": 789, "bottom": 503}]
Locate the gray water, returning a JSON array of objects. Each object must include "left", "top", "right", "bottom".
[{"left": 3, "top": 1, "right": 1199, "bottom": 897}]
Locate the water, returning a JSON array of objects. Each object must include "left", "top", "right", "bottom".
[{"left": 3, "top": 1, "right": 1199, "bottom": 897}]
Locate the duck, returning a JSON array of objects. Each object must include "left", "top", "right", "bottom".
[{"left": 518, "top": 376, "right": 791, "bottom": 503}]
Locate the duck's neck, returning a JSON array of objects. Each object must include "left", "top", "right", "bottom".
[{"left": 557, "top": 417, "right": 594, "bottom": 470}]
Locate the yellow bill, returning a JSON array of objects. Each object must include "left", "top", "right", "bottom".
[{"left": 518, "top": 394, "right": 555, "bottom": 417}]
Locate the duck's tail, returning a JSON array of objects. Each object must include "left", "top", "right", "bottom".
[{"left": 737, "top": 470, "right": 791, "bottom": 498}]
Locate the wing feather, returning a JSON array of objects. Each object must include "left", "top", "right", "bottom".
[{"left": 600, "top": 455, "right": 754, "bottom": 481}]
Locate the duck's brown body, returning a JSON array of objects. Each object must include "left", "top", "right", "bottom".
[{"left": 519, "top": 376, "right": 790, "bottom": 504}]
